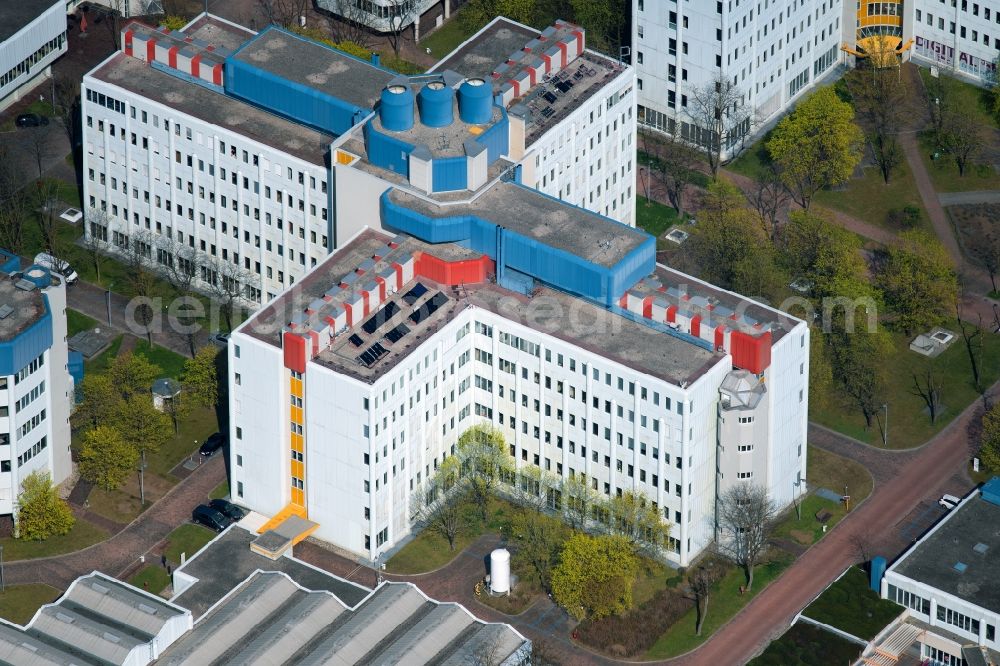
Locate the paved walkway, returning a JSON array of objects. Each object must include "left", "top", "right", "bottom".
[
  {"left": 938, "top": 190, "right": 1000, "bottom": 206},
  {"left": 4, "top": 455, "right": 224, "bottom": 588}
]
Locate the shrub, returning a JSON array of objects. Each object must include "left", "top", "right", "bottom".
[
  {"left": 886, "top": 205, "right": 921, "bottom": 228},
  {"left": 161, "top": 16, "right": 188, "bottom": 31}
]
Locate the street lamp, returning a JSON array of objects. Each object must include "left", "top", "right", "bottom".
[
  {"left": 794, "top": 477, "right": 808, "bottom": 521},
  {"left": 882, "top": 403, "right": 888, "bottom": 448},
  {"left": 106, "top": 282, "right": 115, "bottom": 326},
  {"left": 374, "top": 553, "right": 381, "bottom": 586},
  {"left": 1, "top": 545, "right": 5, "bottom": 592},
  {"left": 639, "top": 167, "right": 649, "bottom": 203}
]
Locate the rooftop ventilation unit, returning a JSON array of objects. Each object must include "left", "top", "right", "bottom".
[
  {"left": 0, "top": 304, "right": 12, "bottom": 319},
  {"left": 974, "top": 542, "right": 989, "bottom": 555},
  {"left": 14, "top": 279, "right": 35, "bottom": 291},
  {"left": 953, "top": 562, "right": 968, "bottom": 573}
]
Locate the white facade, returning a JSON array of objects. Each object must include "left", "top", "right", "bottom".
[
  {"left": 632, "top": 0, "right": 846, "bottom": 156},
  {"left": 909, "top": 0, "right": 1000, "bottom": 84},
  {"left": 523, "top": 71, "right": 637, "bottom": 226},
  {"left": 81, "top": 68, "right": 334, "bottom": 305},
  {"left": 0, "top": 1, "right": 66, "bottom": 112},
  {"left": 0, "top": 273, "right": 73, "bottom": 517}
]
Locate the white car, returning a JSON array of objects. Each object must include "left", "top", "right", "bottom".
[
  {"left": 939, "top": 494, "right": 960, "bottom": 510},
  {"left": 33, "top": 253, "right": 79, "bottom": 284}
]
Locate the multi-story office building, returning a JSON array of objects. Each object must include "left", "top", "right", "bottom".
[
  {"left": 632, "top": 0, "right": 846, "bottom": 156},
  {"left": 880, "top": 479, "right": 1000, "bottom": 665},
  {"left": 0, "top": 0, "right": 67, "bottom": 112},
  {"left": 0, "top": 251, "right": 73, "bottom": 519},
  {"left": 908, "top": 0, "right": 1000, "bottom": 84},
  {"left": 81, "top": 15, "right": 635, "bottom": 305},
  {"left": 228, "top": 77, "right": 808, "bottom": 566},
  {"left": 316, "top": 0, "right": 452, "bottom": 40}
]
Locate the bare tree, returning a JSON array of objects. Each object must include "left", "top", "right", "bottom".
[
  {"left": 687, "top": 564, "right": 713, "bottom": 636},
  {"left": 641, "top": 128, "right": 701, "bottom": 217},
  {"left": 384, "top": 0, "right": 414, "bottom": 57},
  {"left": 34, "top": 179, "right": 64, "bottom": 259},
  {"left": 0, "top": 146, "right": 29, "bottom": 255},
  {"left": 687, "top": 75, "right": 754, "bottom": 176},
  {"left": 325, "top": 0, "right": 376, "bottom": 48},
  {"left": 52, "top": 72, "right": 82, "bottom": 155},
  {"left": 208, "top": 258, "right": 254, "bottom": 332},
  {"left": 911, "top": 368, "right": 943, "bottom": 424},
  {"left": 123, "top": 229, "right": 158, "bottom": 346},
  {"left": 83, "top": 207, "right": 111, "bottom": 283},
  {"left": 957, "top": 304, "right": 985, "bottom": 398},
  {"left": 162, "top": 239, "right": 202, "bottom": 357},
  {"left": 561, "top": 474, "right": 597, "bottom": 531},
  {"left": 941, "top": 104, "right": 983, "bottom": 177},
  {"left": 411, "top": 469, "right": 467, "bottom": 551},
  {"left": 717, "top": 482, "right": 777, "bottom": 591},
  {"left": 849, "top": 531, "right": 874, "bottom": 565},
  {"left": 746, "top": 164, "right": 790, "bottom": 242},
  {"left": 847, "top": 67, "right": 906, "bottom": 183},
  {"left": 969, "top": 229, "right": 1000, "bottom": 294},
  {"left": 257, "top": 0, "right": 310, "bottom": 27}
]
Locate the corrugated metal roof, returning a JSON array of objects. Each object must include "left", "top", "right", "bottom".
[{"left": 367, "top": 604, "right": 472, "bottom": 664}]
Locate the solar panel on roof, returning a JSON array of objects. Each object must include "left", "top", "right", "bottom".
[
  {"left": 362, "top": 302, "right": 401, "bottom": 334},
  {"left": 384, "top": 324, "right": 410, "bottom": 343},
  {"left": 402, "top": 283, "right": 428, "bottom": 305},
  {"left": 349, "top": 334, "right": 364, "bottom": 347}
]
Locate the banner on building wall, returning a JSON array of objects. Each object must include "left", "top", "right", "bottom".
[{"left": 914, "top": 36, "right": 997, "bottom": 81}]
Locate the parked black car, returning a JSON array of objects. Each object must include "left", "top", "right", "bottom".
[
  {"left": 199, "top": 432, "right": 225, "bottom": 457},
  {"left": 15, "top": 113, "right": 48, "bottom": 128},
  {"left": 209, "top": 498, "right": 245, "bottom": 521},
  {"left": 192, "top": 504, "right": 232, "bottom": 531}
]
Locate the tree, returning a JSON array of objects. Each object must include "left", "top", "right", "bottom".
[
  {"left": 687, "top": 75, "right": 754, "bottom": 175},
  {"left": 16, "top": 471, "right": 75, "bottom": 540},
  {"left": 411, "top": 462, "right": 468, "bottom": 551},
  {"left": 877, "top": 230, "right": 958, "bottom": 335},
  {"left": 956, "top": 305, "right": 986, "bottom": 396},
  {"left": 716, "top": 482, "right": 777, "bottom": 591},
  {"left": 78, "top": 425, "right": 138, "bottom": 491},
  {"left": 112, "top": 395, "right": 172, "bottom": 505},
  {"left": 780, "top": 210, "right": 869, "bottom": 303},
  {"left": 641, "top": 129, "right": 701, "bottom": 217},
  {"left": 940, "top": 104, "right": 982, "bottom": 176},
  {"left": 455, "top": 424, "right": 514, "bottom": 521},
  {"left": 183, "top": 346, "right": 220, "bottom": 410},
  {"left": 969, "top": 228, "right": 1000, "bottom": 294},
  {"left": 52, "top": 70, "right": 82, "bottom": 154},
  {"left": 850, "top": 531, "right": 874, "bottom": 565},
  {"left": 829, "top": 328, "right": 893, "bottom": 429},
  {"left": 460, "top": 0, "right": 535, "bottom": 33},
  {"left": 808, "top": 327, "right": 834, "bottom": 411},
  {"left": 688, "top": 181, "right": 782, "bottom": 300},
  {"left": 0, "top": 146, "right": 29, "bottom": 255},
  {"left": 561, "top": 474, "right": 598, "bottom": 530},
  {"left": 324, "top": 0, "right": 375, "bottom": 49},
  {"left": 568, "top": 0, "right": 626, "bottom": 55},
  {"left": 256, "top": 0, "right": 310, "bottom": 26},
  {"left": 605, "top": 490, "right": 671, "bottom": 552},
  {"left": 508, "top": 509, "right": 569, "bottom": 592},
  {"left": 83, "top": 207, "right": 111, "bottom": 283},
  {"left": 687, "top": 564, "right": 713, "bottom": 636},
  {"left": 74, "top": 373, "right": 118, "bottom": 429},
  {"left": 550, "top": 533, "right": 638, "bottom": 620},
  {"left": 846, "top": 67, "right": 906, "bottom": 183},
  {"left": 911, "top": 367, "right": 944, "bottom": 425},
  {"left": 767, "top": 86, "right": 864, "bottom": 209},
  {"left": 979, "top": 401, "right": 1000, "bottom": 472},
  {"left": 34, "top": 179, "right": 64, "bottom": 261},
  {"left": 746, "top": 164, "right": 790, "bottom": 242},
  {"left": 384, "top": 0, "right": 414, "bottom": 57},
  {"left": 209, "top": 258, "right": 255, "bottom": 332},
  {"left": 109, "top": 352, "right": 161, "bottom": 402},
  {"left": 122, "top": 230, "right": 158, "bottom": 345}
]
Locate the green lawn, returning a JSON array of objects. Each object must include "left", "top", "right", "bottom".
[
  {"left": 814, "top": 161, "right": 927, "bottom": 233},
  {"left": 128, "top": 565, "right": 171, "bottom": 595},
  {"left": 813, "top": 328, "right": 1000, "bottom": 448},
  {"left": 209, "top": 480, "right": 230, "bottom": 500},
  {"left": 726, "top": 136, "right": 772, "bottom": 180},
  {"left": 421, "top": 10, "right": 477, "bottom": 60},
  {"left": 919, "top": 67, "right": 997, "bottom": 129},
  {"left": 636, "top": 199, "right": 683, "bottom": 240},
  {"left": 918, "top": 133, "right": 1000, "bottom": 192},
  {"left": 0, "top": 519, "right": 108, "bottom": 561},
  {"left": 750, "top": 622, "right": 864, "bottom": 666},
  {"left": 774, "top": 446, "right": 874, "bottom": 546},
  {"left": 386, "top": 520, "right": 485, "bottom": 574},
  {"left": 147, "top": 405, "right": 219, "bottom": 479},
  {"left": 67, "top": 308, "right": 99, "bottom": 337},
  {"left": 164, "top": 523, "right": 215, "bottom": 564},
  {"left": 645, "top": 553, "right": 793, "bottom": 659},
  {"left": 0, "top": 584, "right": 61, "bottom": 625},
  {"left": 802, "top": 567, "right": 903, "bottom": 640},
  {"left": 134, "top": 339, "right": 188, "bottom": 378}
]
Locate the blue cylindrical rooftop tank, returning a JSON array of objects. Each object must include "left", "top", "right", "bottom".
[
  {"left": 418, "top": 81, "right": 454, "bottom": 128},
  {"left": 379, "top": 84, "right": 414, "bottom": 132},
  {"left": 458, "top": 78, "right": 493, "bottom": 124}
]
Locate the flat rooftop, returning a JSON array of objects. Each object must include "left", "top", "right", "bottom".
[
  {"left": 0, "top": 272, "right": 46, "bottom": 342},
  {"left": 231, "top": 28, "right": 395, "bottom": 110},
  {"left": 371, "top": 101, "right": 504, "bottom": 158},
  {"left": 1, "top": 0, "right": 58, "bottom": 43},
  {"left": 89, "top": 53, "right": 334, "bottom": 165},
  {"left": 179, "top": 14, "right": 255, "bottom": 52},
  {"left": 243, "top": 229, "right": 721, "bottom": 385},
  {"left": 430, "top": 17, "right": 537, "bottom": 79},
  {"left": 389, "top": 180, "right": 648, "bottom": 268},
  {"left": 893, "top": 495, "right": 1000, "bottom": 614},
  {"left": 171, "top": 526, "right": 369, "bottom": 618}
]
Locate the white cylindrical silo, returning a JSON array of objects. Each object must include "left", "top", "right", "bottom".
[{"left": 490, "top": 548, "right": 511, "bottom": 594}]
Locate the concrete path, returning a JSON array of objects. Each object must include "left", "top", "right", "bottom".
[
  {"left": 3, "top": 455, "right": 224, "bottom": 588},
  {"left": 938, "top": 190, "right": 1000, "bottom": 206}
]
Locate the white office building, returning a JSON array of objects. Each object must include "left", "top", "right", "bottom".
[
  {"left": 881, "top": 479, "right": 1000, "bottom": 666},
  {"left": 0, "top": 251, "right": 74, "bottom": 519},
  {"left": 632, "top": 0, "right": 846, "bottom": 156},
  {"left": 0, "top": 0, "right": 67, "bottom": 112},
  {"left": 908, "top": 0, "right": 1000, "bottom": 84},
  {"left": 228, "top": 179, "right": 808, "bottom": 567},
  {"left": 80, "top": 14, "right": 635, "bottom": 305}
]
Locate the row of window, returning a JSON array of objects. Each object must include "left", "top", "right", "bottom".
[
  {"left": 1, "top": 33, "right": 65, "bottom": 90},
  {"left": 15, "top": 355, "right": 44, "bottom": 386},
  {"left": 15, "top": 436, "right": 47, "bottom": 469},
  {"left": 15, "top": 381, "right": 44, "bottom": 413},
  {"left": 918, "top": 7, "right": 1000, "bottom": 48},
  {"left": 17, "top": 409, "right": 46, "bottom": 440}
]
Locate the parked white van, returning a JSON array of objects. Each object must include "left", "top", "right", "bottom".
[{"left": 33, "top": 253, "right": 79, "bottom": 284}]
